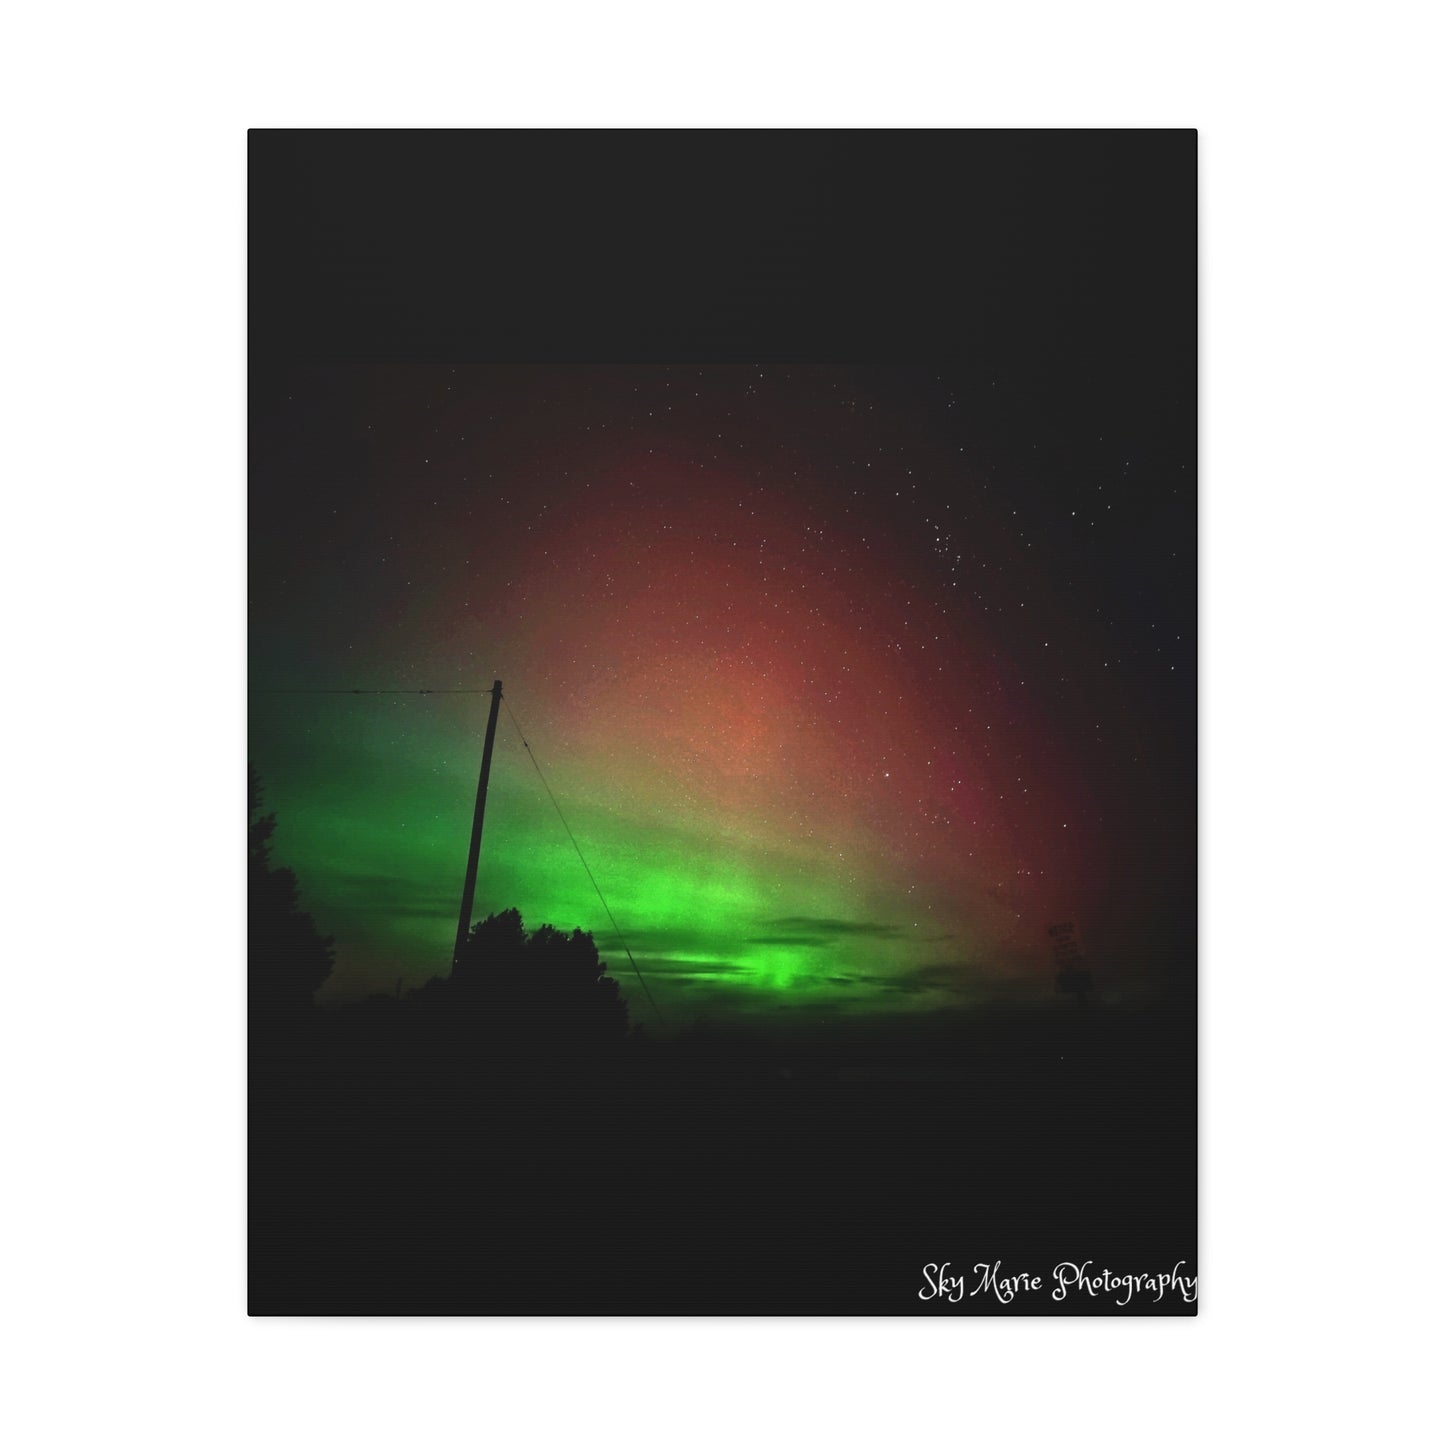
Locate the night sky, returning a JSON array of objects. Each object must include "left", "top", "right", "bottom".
[{"left": 250, "top": 360, "right": 1195, "bottom": 1025}]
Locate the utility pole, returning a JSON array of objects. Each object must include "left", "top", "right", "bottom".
[{"left": 452, "top": 679, "right": 503, "bottom": 971}]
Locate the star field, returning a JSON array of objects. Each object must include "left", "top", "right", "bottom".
[{"left": 250, "top": 364, "right": 1195, "bottom": 1019}]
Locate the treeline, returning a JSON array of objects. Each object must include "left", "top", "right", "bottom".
[{"left": 248, "top": 768, "right": 628, "bottom": 1045}]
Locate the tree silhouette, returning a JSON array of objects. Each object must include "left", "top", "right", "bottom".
[
  {"left": 449, "top": 907, "right": 628, "bottom": 1044},
  {"left": 249, "top": 767, "right": 334, "bottom": 1022}
]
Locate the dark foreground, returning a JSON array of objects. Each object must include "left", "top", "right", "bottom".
[{"left": 250, "top": 1004, "right": 1196, "bottom": 1315}]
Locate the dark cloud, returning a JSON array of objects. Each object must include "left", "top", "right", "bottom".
[
  {"left": 311, "top": 869, "right": 459, "bottom": 922},
  {"left": 744, "top": 935, "right": 831, "bottom": 948},
  {"left": 595, "top": 923, "right": 745, "bottom": 957},
  {"left": 833, "top": 961, "right": 975, "bottom": 996},
  {"left": 633, "top": 957, "right": 755, "bottom": 978},
  {"left": 747, "top": 916, "right": 905, "bottom": 949},
  {"left": 763, "top": 916, "right": 905, "bottom": 938}
]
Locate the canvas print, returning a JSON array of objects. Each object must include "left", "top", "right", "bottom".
[{"left": 249, "top": 132, "right": 1197, "bottom": 1314}]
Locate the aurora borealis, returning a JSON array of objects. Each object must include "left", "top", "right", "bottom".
[{"left": 250, "top": 364, "right": 1195, "bottom": 1024}]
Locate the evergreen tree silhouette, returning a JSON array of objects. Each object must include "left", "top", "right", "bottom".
[{"left": 248, "top": 767, "right": 335, "bottom": 1022}]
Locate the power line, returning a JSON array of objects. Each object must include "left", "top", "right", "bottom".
[
  {"left": 502, "top": 697, "right": 662, "bottom": 1023},
  {"left": 253, "top": 680, "right": 660, "bottom": 1020},
  {"left": 252, "top": 688, "right": 497, "bottom": 695}
]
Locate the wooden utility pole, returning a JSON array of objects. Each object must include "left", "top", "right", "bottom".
[{"left": 452, "top": 679, "right": 503, "bottom": 971}]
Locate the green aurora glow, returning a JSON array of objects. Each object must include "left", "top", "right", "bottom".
[
  {"left": 250, "top": 366, "right": 1195, "bottom": 1025},
  {"left": 250, "top": 692, "right": 1001, "bottom": 1019}
]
